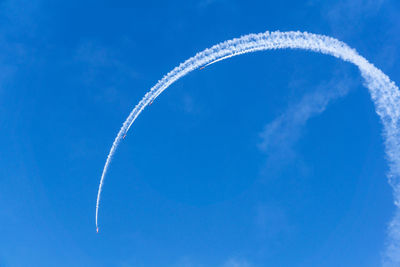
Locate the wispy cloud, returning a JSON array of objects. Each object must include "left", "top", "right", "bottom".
[{"left": 258, "top": 75, "right": 355, "bottom": 173}]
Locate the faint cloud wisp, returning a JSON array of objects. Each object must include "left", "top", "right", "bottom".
[{"left": 258, "top": 76, "right": 355, "bottom": 172}]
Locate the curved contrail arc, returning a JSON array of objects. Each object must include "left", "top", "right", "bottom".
[{"left": 95, "top": 31, "right": 400, "bottom": 265}]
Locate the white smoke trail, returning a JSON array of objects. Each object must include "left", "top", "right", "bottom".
[
  {"left": 96, "top": 31, "right": 400, "bottom": 264},
  {"left": 200, "top": 51, "right": 248, "bottom": 69}
]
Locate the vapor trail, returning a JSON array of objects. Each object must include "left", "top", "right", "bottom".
[{"left": 96, "top": 31, "right": 400, "bottom": 264}]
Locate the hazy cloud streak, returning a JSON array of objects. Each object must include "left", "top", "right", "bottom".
[{"left": 258, "top": 77, "right": 352, "bottom": 169}]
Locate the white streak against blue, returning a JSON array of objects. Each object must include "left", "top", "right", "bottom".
[{"left": 95, "top": 31, "right": 400, "bottom": 265}]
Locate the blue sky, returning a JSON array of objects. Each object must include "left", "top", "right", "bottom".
[{"left": 0, "top": 0, "right": 400, "bottom": 266}]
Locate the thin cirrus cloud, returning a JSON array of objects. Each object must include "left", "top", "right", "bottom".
[{"left": 257, "top": 75, "right": 354, "bottom": 171}]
